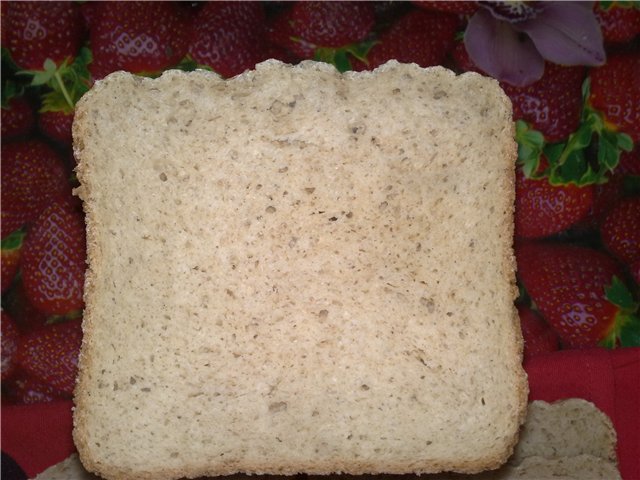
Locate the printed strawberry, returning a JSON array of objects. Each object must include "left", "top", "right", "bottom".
[
  {"left": 1, "top": 311, "right": 20, "bottom": 381},
  {"left": 1, "top": 230, "right": 25, "bottom": 293},
  {"left": 267, "top": 2, "right": 376, "bottom": 71},
  {"left": 266, "top": 7, "right": 316, "bottom": 60},
  {"left": 517, "top": 304, "right": 560, "bottom": 362},
  {"left": 263, "top": 42, "right": 302, "bottom": 65},
  {"left": 289, "top": 1, "right": 375, "bottom": 48},
  {"left": 17, "top": 319, "right": 82, "bottom": 396},
  {"left": 413, "top": 1, "right": 479, "bottom": 15},
  {"left": 21, "top": 196, "right": 86, "bottom": 316},
  {"left": 2, "top": 1, "right": 84, "bottom": 70},
  {"left": 18, "top": 47, "right": 92, "bottom": 147},
  {"left": 362, "top": 9, "right": 461, "bottom": 70},
  {"left": 594, "top": 2, "right": 640, "bottom": 44},
  {"left": 38, "top": 110, "right": 74, "bottom": 147},
  {"left": 601, "top": 196, "right": 640, "bottom": 266},
  {"left": 17, "top": 46, "right": 92, "bottom": 146},
  {"left": 503, "top": 63, "right": 587, "bottom": 143},
  {"left": 588, "top": 51, "right": 640, "bottom": 142},
  {"left": 515, "top": 161, "right": 594, "bottom": 239},
  {"left": 452, "top": 40, "right": 483, "bottom": 74},
  {"left": 371, "top": 1, "right": 414, "bottom": 23},
  {"left": 2, "top": 279, "right": 49, "bottom": 333},
  {"left": 516, "top": 241, "right": 640, "bottom": 348},
  {"left": 188, "top": 2, "right": 267, "bottom": 79},
  {"left": 1, "top": 140, "right": 71, "bottom": 238},
  {"left": 576, "top": 149, "right": 640, "bottom": 230},
  {"left": 1, "top": 96, "right": 34, "bottom": 139},
  {"left": 0, "top": 1, "right": 7, "bottom": 45},
  {"left": 511, "top": 54, "right": 633, "bottom": 187},
  {"left": 87, "top": 1, "right": 191, "bottom": 78},
  {"left": 87, "top": 58, "right": 117, "bottom": 84},
  {"left": 3, "top": 373, "right": 68, "bottom": 404}
]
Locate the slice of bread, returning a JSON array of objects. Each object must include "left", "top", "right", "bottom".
[
  {"left": 32, "top": 454, "right": 100, "bottom": 480},
  {"left": 441, "top": 454, "right": 622, "bottom": 480},
  {"left": 72, "top": 60, "right": 527, "bottom": 480},
  {"left": 496, "top": 454, "right": 622, "bottom": 480},
  {"left": 510, "top": 398, "right": 618, "bottom": 465}
]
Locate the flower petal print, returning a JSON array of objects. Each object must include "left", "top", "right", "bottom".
[
  {"left": 464, "top": 8, "right": 544, "bottom": 86},
  {"left": 464, "top": 1, "right": 606, "bottom": 86},
  {"left": 515, "top": 2, "right": 606, "bottom": 66}
]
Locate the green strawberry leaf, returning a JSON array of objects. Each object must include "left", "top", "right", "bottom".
[
  {"left": 599, "top": 333, "right": 617, "bottom": 349},
  {"left": 615, "top": 131, "right": 634, "bottom": 152},
  {"left": 16, "top": 48, "right": 94, "bottom": 113},
  {"left": 515, "top": 283, "right": 529, "bottom": 304},
  {"left": 45, "top": 309, "right": 83, "bottom": 324},
  {"left": 38, "top": 47, "right": 93, "bottom": 114},
  {"left": 314, "top": 47, "right": 353, "bottom": 73},
  {"left": 619, "top": 316, "right": 640, "bottom": 347},
  {"left": 545, "top": 122, "right": 598, "bottom": 185},
  {"left": 582, "top": 75, "right": 592, "bottom": 99},
  {"left": 599, "top": 276, "right": 639, "bottom": 348},
  {"left": 344, "top": 39, "right": 378, "bottom": 63},
  {"left": 598, "top": 132, "right": 619, "bottom": 172},
  {"left": 605, "top": 276, "right": 638, "bottom": 312},
  {"left": 1, "top": 78, "right": 25, "bottom": 109},
  {"left": 542, "top": 142, "right": 564, "bottom": 165},
  {"left": 174, "top": 56, "right": 201, "bottom": 72},
  {"left": 547, "top": 147, "right": 582, "bottom": 182},
  {"left": 73, "top": 46, "right": 93, "bottom": 74},
  {"left": 1, "top": 46, "right": 21, "bottom": 73},
  {"left": 314, "top": 39, "right": 378, "bottom": 73},
  {"left": 515, "top": 76, "right": 635, "bottom": 187},
  {"left": 599, "top": 312, "right": 639, "bottom": 349},
  {"left": 515, "top": 120, "right": 545, "bottom": 178},
  {"left": 1, "top": 49, "right": 34, "bottom": 108},
  {"left": 195, "top": 64, "right": 214, "bottom": 73},
  {"left": 548, "top": 148, "right": 600, "bottom": 186},
  {"left": 1, "top": 229, "right": 26, "bottom": 251},
  {"left": 314, "top": 48, "right": 340, "bottom": 71},
  {"left": 174, "top": 55, "right": 215, "bottom": 74},
  {"left": 333, "top": 50, "right": 352, "bottom": 73},
  {"left": 43, "top": 58, "right": 57, "bottom": 74},
  {"left": 21, "top": 68, "right": 54, "bottom": 86},
  {"left": 314, "top": 47, "right": 334, "bottom": 64},
  {"left": 604, "top": 0, "right": 640, "bottom": 9},
  {"left": 624, "top": 174, "right": 640, "bottom": 195},
  {"left": 19, "top": 57, "right": 61, "bottom": 86}
]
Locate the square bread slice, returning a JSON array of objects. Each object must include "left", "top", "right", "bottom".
[{"left": 72, "top": 60, "right": 527, "bottom": 480}]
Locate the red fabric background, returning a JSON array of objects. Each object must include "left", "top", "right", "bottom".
[{"left": 2, "top": 347, "right": 639, "bottom": 479}]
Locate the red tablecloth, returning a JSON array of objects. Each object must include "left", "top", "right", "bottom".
[{"left": 3, "top": 347, "right": 639, "bottom": 479}]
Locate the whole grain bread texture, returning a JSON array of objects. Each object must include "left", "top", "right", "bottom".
[
  {"left": 40, "top": 399, "right": 620, "bottom": 480},
  {"left": 72, "top": 60, "right": 527, "bottom": 480},
  {"left": 32, "top": 454, "right": 100, "bottom": 480},
  {"left": 463, "top": 455, "right": 621, "bottom": 480},
  {"left": 509, "top": 398, "right": 618, "bottom": 465}
]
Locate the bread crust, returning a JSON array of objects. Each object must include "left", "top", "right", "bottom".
[{"left": 73, "top": 60, "right": 528, "bottom": 480}]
